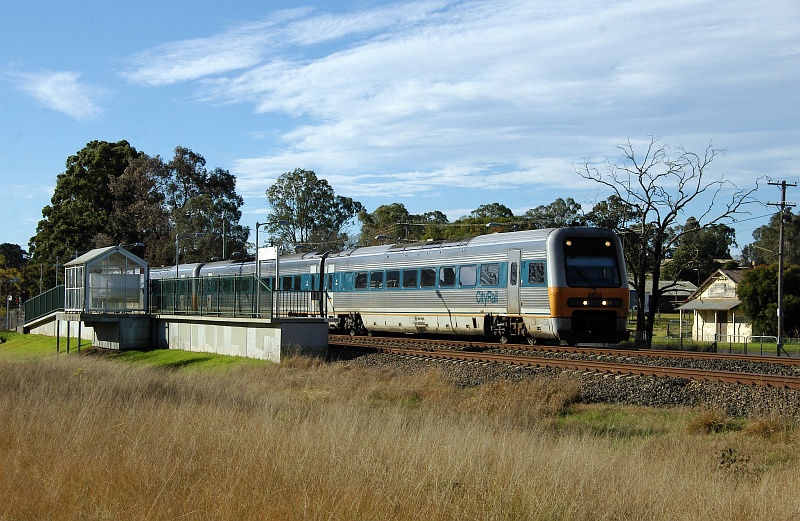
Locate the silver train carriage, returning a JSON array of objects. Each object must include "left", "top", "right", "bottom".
[
  {"left": 149, "top": 227, "right": 630, "bottom": 344},
  {"left": 323, "top": 227, "right": 629, "bottom": 344}
]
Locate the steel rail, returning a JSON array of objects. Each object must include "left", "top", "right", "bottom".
[
  {"left": 329, "top": 336, "right": 800, "bottom": 390},
  {"left": 329, "top": 334, "right": 800, "bottom": 366}
]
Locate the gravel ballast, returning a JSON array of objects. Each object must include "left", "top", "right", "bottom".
[{"left": 338, "top": 349, "right": 800, "bottom": 418}]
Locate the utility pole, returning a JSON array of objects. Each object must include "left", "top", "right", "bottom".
[{"left": 768, "top": 180, "right": 796, "bottom": 356}]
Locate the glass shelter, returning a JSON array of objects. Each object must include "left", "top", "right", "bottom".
[{"left": 64, "top": 246, "right": 149, "bottom": 313}]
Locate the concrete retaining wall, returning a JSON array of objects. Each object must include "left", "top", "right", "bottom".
[
  {"left": 24, "top": 312, "right": 328, "bottom": 363},
  {"left": 27, "top": 314, "right": 95, "bottom": 342},
  {"left": 155, "top": 316, "right": 328, "bottom": 363}
]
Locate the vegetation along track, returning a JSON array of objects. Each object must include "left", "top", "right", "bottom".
[{"left": 329, "top": 335, "right": 800, "bottom": 390}]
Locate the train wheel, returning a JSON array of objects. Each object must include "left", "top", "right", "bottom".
[
  {"left": 499, "top": 335, "right": 509, "bottom": 344},
  {"left": 349, "top": 328, "right": 357, "bottom": 337},
  {"left": 526, "top": 336, "right": 537, "bottom": 346}
]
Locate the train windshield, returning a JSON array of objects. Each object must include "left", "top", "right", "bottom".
[{"left": 564, "top": 237, "right": 622, "bottom": 288}]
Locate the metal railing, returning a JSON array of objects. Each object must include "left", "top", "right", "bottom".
[
  {"left": 23, "top": 285, "right": 65, "bottom": 323},
  {"left": 715, "top": 335, "right": 800, "bottom": 357},
  {"left": 653, "top": 333, "right": 799, "bottom": 357},
  {"left": 149, "top": 275, "right": 326, "bottom": 319}
]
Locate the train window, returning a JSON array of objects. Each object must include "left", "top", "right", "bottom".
[
  {"left": 565, "top": 256, "right": 620, "bottom": 287},
  {"left": 343, "top": 272, "right": 354, "bottom": 291},
  {"left": 479, "top": 263, "right": 500, "bottom": 286},
  {"left": 402, "top": 269, "right": 418, "bottom": 288},
  {"left": 459, "top": 265, "right": 477, "bottom": 287},
  {"left": 527, "top": 261, "right": 546, "bottom": 285},
  {"left": 439, "top": 266, "right": 456, "bottom": 287},
  {"left": 355, "top": 272, "right": 368, "bottom": 290},
  {"left": 510, "top": 262, "right": 518, "bottom": 286},
  {"left": 281, "top": 275, "right": 301, "bottom": 290},
  {"left": 369, "top": 271, "right": 385, "bottom": 289},
  {"left": 421, "top": 268, "right": 436, "bottom": 287},
  {"left": 386, "top": 270, "right": 400, "bottom": 288}
]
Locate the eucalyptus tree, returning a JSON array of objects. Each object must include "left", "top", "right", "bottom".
[
  {"left": 265, "top": 169, "right": 364, "bottom": 251},
  {"left": 522, "top": 197, "right": 585, "bottom": 229},
  {"left": 662, "top": 217, "right": 736, "bottom": 283},
  {"left": 741, "top": 210, "right": 800, "bottom": 266},
  {"left": 737, "top": 264, "right": 800, "bottom": 337},
  {"left": 156, "top": 147, "right": 246, "bottom": 264}
]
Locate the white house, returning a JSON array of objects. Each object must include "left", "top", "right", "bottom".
[{"left": 677, "top": 269, "right": 752, "bottom": 342}]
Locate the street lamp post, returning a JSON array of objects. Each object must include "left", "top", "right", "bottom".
[
  {"left": 2, "top": 277, "right": 19, "bottom": 331},
  {"left": 175, "top": 233, "right": 206, "bottom": 278},
  {"left": 54, "top": 257, "right": 62, "bottom": 287},
  {"left": 254, "top": 220, "right": 289, "bottom": 317}
]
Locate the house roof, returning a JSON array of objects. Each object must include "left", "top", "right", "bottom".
[
  {"left": 677, "top": 298, "right": 741, "bottom": 311},
  {"left": 719, "top": 268, "right": 745, "bottom": 285},
  {"left": 677, "top": 268, "right": 749, "bottom": 311},
  {"left": 684, "top": 268, "right": 747, "bottom": 301}
]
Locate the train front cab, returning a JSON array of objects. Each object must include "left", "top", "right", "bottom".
[{"left": 546, "top": 229, "right": 630, "bottom": 345}]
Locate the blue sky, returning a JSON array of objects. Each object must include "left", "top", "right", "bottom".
[{"left": 1, "top": 0, "right": 798, "bottom": 253}]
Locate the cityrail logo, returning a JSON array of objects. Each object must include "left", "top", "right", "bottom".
[{"left": 476, "top": 291, "right": 499, "bottom": 304}]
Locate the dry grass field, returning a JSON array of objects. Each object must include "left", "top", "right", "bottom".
[{"left": 1, "top": 333, "right": 799, "bottom": 520}]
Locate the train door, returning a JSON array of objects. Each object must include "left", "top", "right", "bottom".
[
  {"left": 309, "top": 264, "right": 320, "bottom": 314},
  {"left": 324, "top": 263, "right": 335, "bottom": 318},
  {"left": 507, "top": 249, "right": 521, "bottom": 315}
]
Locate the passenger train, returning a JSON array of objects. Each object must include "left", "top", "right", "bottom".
[{"left": 150, "top": 227, "right": 630, "bottom": 345}]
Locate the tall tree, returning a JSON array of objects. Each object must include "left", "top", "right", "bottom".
[
  {"left": 358, "top": 205, "right": 453, "bottom": 245},
  {"left": 265, "top": 169, "right": 364, "bottom": 251},
  {"left": 737, "top": 264, "right": 800, "bottom": 337},
  {"left": 101, "top": 154, "right": 171, "bottom": 263},
  {"left": 741, "top": 210, "right": 800, "bottom": 266},
  {"left": 522, "top": 197, "right": 585, "bottom": 228},
  {"left": 358, "top": 203, "right": 413, "bottom": 245},
  {"left": 0, "top": 244, "right": 27, "bottom": 270},
  {"left": 157, "top": 147, "right": 247, "bottom": 265},
  {"left": 29, "top": 140, "right": 139, "bottom": 285},
  {"left": 469, "top": 203, "right": 514, "bottom": 221},
  {"left": 662, "top": 217, "right": 736, "bottom": 282},
  {"left": 576, "top": 136, "right": 759, "bottom": 346},
  {"left": 0, "top": 252, "right": 23, "bottom": 299}
]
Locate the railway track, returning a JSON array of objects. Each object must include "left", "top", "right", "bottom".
[{"left": 329, "top": 334, "right": 800, "bottom": 390}]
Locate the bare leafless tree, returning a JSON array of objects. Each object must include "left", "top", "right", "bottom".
[{"left": 577, "top": 135, "right": 761, "bottom": 346}]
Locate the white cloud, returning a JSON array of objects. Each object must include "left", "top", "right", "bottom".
[
  {"left": 125, "top": 0, "right": 800, "bottom": 218},
  {"left": 10, "top": 70, "right": 103, "bottom": 121}
]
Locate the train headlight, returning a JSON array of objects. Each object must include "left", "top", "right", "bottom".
[
  {"left": 568, "top": 298, "right": 623, "bottom": 307},
  {"left": 604, "top": 241, "right": 611, "bottom": 247}
]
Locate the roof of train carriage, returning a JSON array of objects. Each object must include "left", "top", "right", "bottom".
[
  {"left": 327, "top": 228, "right": 560, "bottom": 259},
  {"left": 150, "top": 262, "right": 205, "bottom": 278}
]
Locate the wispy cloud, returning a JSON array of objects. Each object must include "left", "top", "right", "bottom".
[
  {"left": 120, "top": 2, "right": 449, "bottom": 86},
  {"left": 9, "top": 70, "right": 103, "bottom": 121},
  {"left": 122, "top": 0, "right": 800, "bottom": 219}
]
